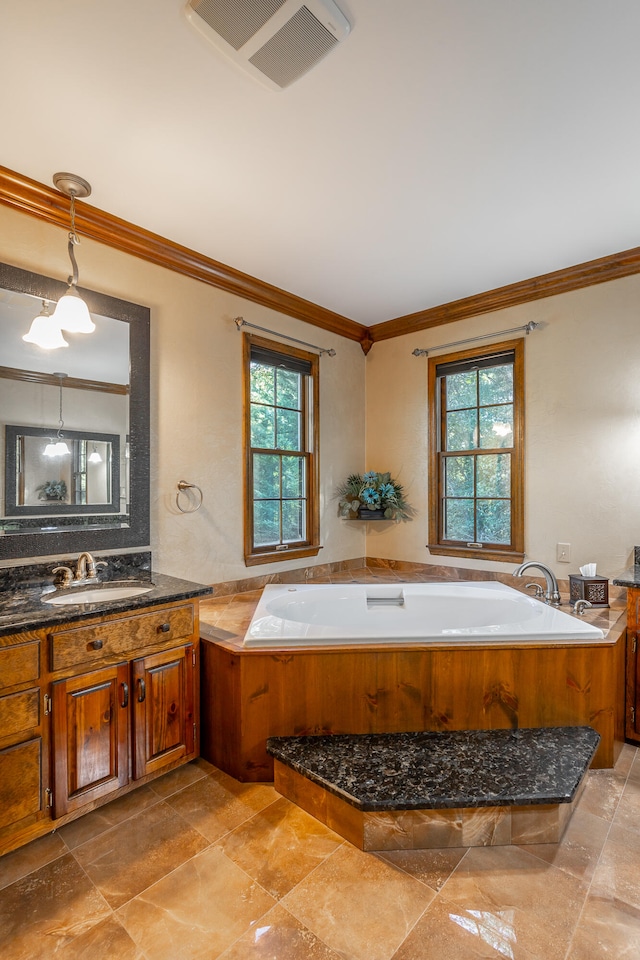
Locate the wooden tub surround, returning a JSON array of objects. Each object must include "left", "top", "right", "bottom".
[
  {"left": 200, "top": 605, "right": 626, "bottom": 781},
  {"left": 267, "top": 727, "right": 600, "bottom": 851}
]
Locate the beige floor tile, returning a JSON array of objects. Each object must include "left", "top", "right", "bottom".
[
  {"left": 517, "top": 805, "right": 610, "bottom": 882},
  {"left": 612, "top": 776, "right": 640, "bottom": 836},
  {"left": 438, "top": 844, "right": 589, "bottom": 960},
  {"left": 0, "top": 831, "right": 68, "bottom": 891},
  {"left": 281, "top": 843, "right": 433, "bottom": 960},
  {"left": 56, "top": 915, "right": 144, "bottom": 959},
  {"left": 0, "top": 853, "right": 111, "bottom": 960},
  {"left": 376, "top": 848, "right": 467, "bottom": 892},
  {"left": 59, "top": 784, "right": 161, "bottom": 849},
  {"left": 218, "top": 903, "right": 344, "bottom": 959},
  {"left": 614, "top": 742, "right": 637, "bottom": 778},
  {"left": 148, "top": 757, "right": 212, "bottom": 799},
  {"left": 391, "top": 894, "right": 538, "bottom": 959},
  {"left": 117, "top": 846, "right": 276, "bottom": 960},
  {"left": 590, "top": 822, "right": 640, "bottom": 911},
  {"left": 167, "top": 768, "right": 278, "bottom": 842},
  {"left": 218, "top": 796, "right": 344, "bottom": 899},
  {"left": 72, "top": 800, "right": 209, "bottom": 909},
  {"left": 576, "top": 768, "right": 626, "bottom": 821},
  {"left": 566, "top": 893, "right": 640, "bottom": 959}
]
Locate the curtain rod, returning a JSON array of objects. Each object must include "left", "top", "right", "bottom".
[
  {"left": 234, "top": 317, "right": 336, "bottom": 356},
  {"left": 411, "top": 321, "right": 539, "bottom": 357}
]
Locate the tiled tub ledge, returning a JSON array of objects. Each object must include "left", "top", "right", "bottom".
[{"left": 267, "top": 727, "right": 600, "bottom": 851}]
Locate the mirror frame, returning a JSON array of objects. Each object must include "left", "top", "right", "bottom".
[
  {"left": 5, "top": 425, "right": 121, "bottom": 516},
  {"left": 0, "top": 261, "right": 150, "bottom": 560}
]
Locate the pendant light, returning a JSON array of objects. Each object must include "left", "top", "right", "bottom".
[
  {"left": 51, "top": 173, "right": 96, "bottom": 334},
  {"left": 43, "top": 373, "right": 70, "bottom": 457},
  {"left": 88, "top": 444, "right": 102, "bottom": 463},
  {"left": 22, "top": 300, "right": 69, "bottom": 350}
]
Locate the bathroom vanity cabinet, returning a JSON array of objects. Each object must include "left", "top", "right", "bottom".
[
  {"left": 624, "top": 586, "right": 640, "bottom": 745},
  {"left": 0, "top": 597, "right": 201, "bottom": 857}
]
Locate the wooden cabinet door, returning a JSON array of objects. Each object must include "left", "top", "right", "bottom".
[
  {"left": 131, "top": 644, "right": 195, "bottom": 779},
  {"left": 0, "top": 738, "right": 45, "bottom": 832},
  {"left": 52, "top": 663, "right": 129, "bottom": 817},
  {"left": 625, "top": 589, "right": 640, "bottom": 744}
]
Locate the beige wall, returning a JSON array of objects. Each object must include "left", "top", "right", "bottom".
[
  {"left": 366, "top": 276, "right": 640, "bottom": 580},
  {"left": 3, "top": 200, "right": 639, "bottom": 585},
  {"left": 0, "top": 205, "right": 366, "bottom": 581}
]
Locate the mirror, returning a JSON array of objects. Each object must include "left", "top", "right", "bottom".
[
  {"left": 5, "top": 425, "right": 120, "bottom": 514},
  {"left": 0, "top": 261, "right": 149, "bottom": 560}
]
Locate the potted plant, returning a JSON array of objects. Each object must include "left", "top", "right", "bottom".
[
  {"left": 36, "top": 479, "right": 68, "bottom": 502},
  {"left": 336, "top": 471, "right": 414, "bottom": 521}
]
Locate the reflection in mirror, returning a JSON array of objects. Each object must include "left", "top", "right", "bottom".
[
  {"left": 6, "top": 425, "right": 121, "bottom": 514},
  {"left": 0, "top": 261, "right": 150, "bottom": 560}
]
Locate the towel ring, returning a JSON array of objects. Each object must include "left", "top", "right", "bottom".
[{"left": 176, "top": 480, "right": 203, "bottom": 514}]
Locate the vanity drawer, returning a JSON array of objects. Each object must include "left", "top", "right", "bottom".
[
  {"left": 50, "top": 603, "right": 195, "bottom": 672},
  {"left": 0, "top": 689, "right": 40, "bottom": 743},
  {"left": 0, "top": 641, "right": 40, "bottom": 692}
]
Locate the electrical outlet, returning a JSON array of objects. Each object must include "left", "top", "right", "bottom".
[{"left": 556, "top": 542, "right": 571, "bottom": 563}]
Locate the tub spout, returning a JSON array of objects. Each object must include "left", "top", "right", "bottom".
[{"left": 513, "top": 561, "right": 562, "bottom": 606}]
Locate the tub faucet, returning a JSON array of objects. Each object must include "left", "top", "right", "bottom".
[{"left": 513, "top": 561, "right": 562, "bottom": 606}]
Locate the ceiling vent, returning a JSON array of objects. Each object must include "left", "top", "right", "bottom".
[{"left": 184, "top": 0, "right": 350, "bottom": 90}]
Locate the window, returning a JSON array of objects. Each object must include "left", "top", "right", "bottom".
[
  {"left": 428, "top": 338, "right": 524, "bottom": 562},
  {"left": 243, "top": 334, "right": 320, "bottom": 565}
]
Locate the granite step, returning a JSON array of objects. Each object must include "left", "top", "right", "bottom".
[{"left": 267, "top": 726, "right": 600, "bottom": 851}]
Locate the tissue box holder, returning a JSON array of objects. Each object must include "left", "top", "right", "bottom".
[{"left": 569, "top": 575, "right": 609, "bottom": 608}]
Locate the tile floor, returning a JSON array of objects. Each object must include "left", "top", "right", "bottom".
[
  {"left": 1, "top": 746, "right": 640, "bottom": 959},
  {"left": 1, "top": 569, "right": 635, "bottom": 959}
]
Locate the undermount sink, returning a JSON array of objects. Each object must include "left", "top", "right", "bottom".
[{"left": 43, "top": 583, "right": 153, "bottom": 606}]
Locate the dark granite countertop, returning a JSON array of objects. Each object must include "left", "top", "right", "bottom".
[
  {"left": 612, "top": 566, "right": 640, "bottom": 589},
  {"left": 267, "top": 727, "right": 600, "bottom": 812},
  {"left": 0, "top": 552, "right": 212, "bottom": 637},
  {"left": 612, "top": 546, "right": 640, "bottom": 588}
]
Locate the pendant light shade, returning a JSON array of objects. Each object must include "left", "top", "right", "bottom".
[
  {"left": 43, "top": 439, "right": 70, "bottom": 457},
  {"left": 52, "top": 285, "right": 95, "bottom": 333},
  {"left": 22, "top": 301, "right": 69, "bottom": 350}
]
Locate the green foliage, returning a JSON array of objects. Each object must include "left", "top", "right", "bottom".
[
  {"left": 36, "top": 479, "right": 67, "bottom": 501},
  {"left": 336, "top": 470, "right": 415, "bottom": 522}
]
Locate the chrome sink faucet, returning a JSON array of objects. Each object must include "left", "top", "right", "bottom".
[
  {"left": 513, "top": 560, "right": 562, "bottom": 606},
  {"left": 52, "top": 552, "right": 107, "bottom": 588}
]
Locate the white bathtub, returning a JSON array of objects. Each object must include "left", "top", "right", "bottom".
[{"left": 242, "top": 581, "right": 605, "bottom": 647}]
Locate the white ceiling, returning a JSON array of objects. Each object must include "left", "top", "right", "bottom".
[{"left": 2, "top": 1, "right": 640, "bottom": 326}]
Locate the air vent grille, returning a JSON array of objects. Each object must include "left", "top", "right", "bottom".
[
  {"left": 191, "top": 0, "right": 287, "bottom": 50},
  {"left": 249, "top": 5, "right": 337, "bottom": 88}
]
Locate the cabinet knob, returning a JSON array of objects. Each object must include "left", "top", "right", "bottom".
[
  {"left": 157, "top": 622, "right": 170, "bottom": 634},
  {"left": 90, "top": 639, "right": 104, "bottom": 650}
]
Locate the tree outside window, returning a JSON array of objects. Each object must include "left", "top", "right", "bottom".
[
  {"left": 428, "top": 339, "right": 524, "bottom": 562},
  {"left": 243, "top": 334, "right": 320, "bottom": 565}
]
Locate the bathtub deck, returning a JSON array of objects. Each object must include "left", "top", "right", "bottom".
[{"left": 267, "top": 727, "right": 600, "bottom": 850}]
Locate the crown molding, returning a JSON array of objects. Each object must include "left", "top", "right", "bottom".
[
  {"left": 368, "top": 246, "right": 640, "bottom": 343},
  {"left": 3, "top": 166, "right": 639, "bottom": 353},
  {"left": 0, "top": 165, "right": 368, "bottom": 345}
]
